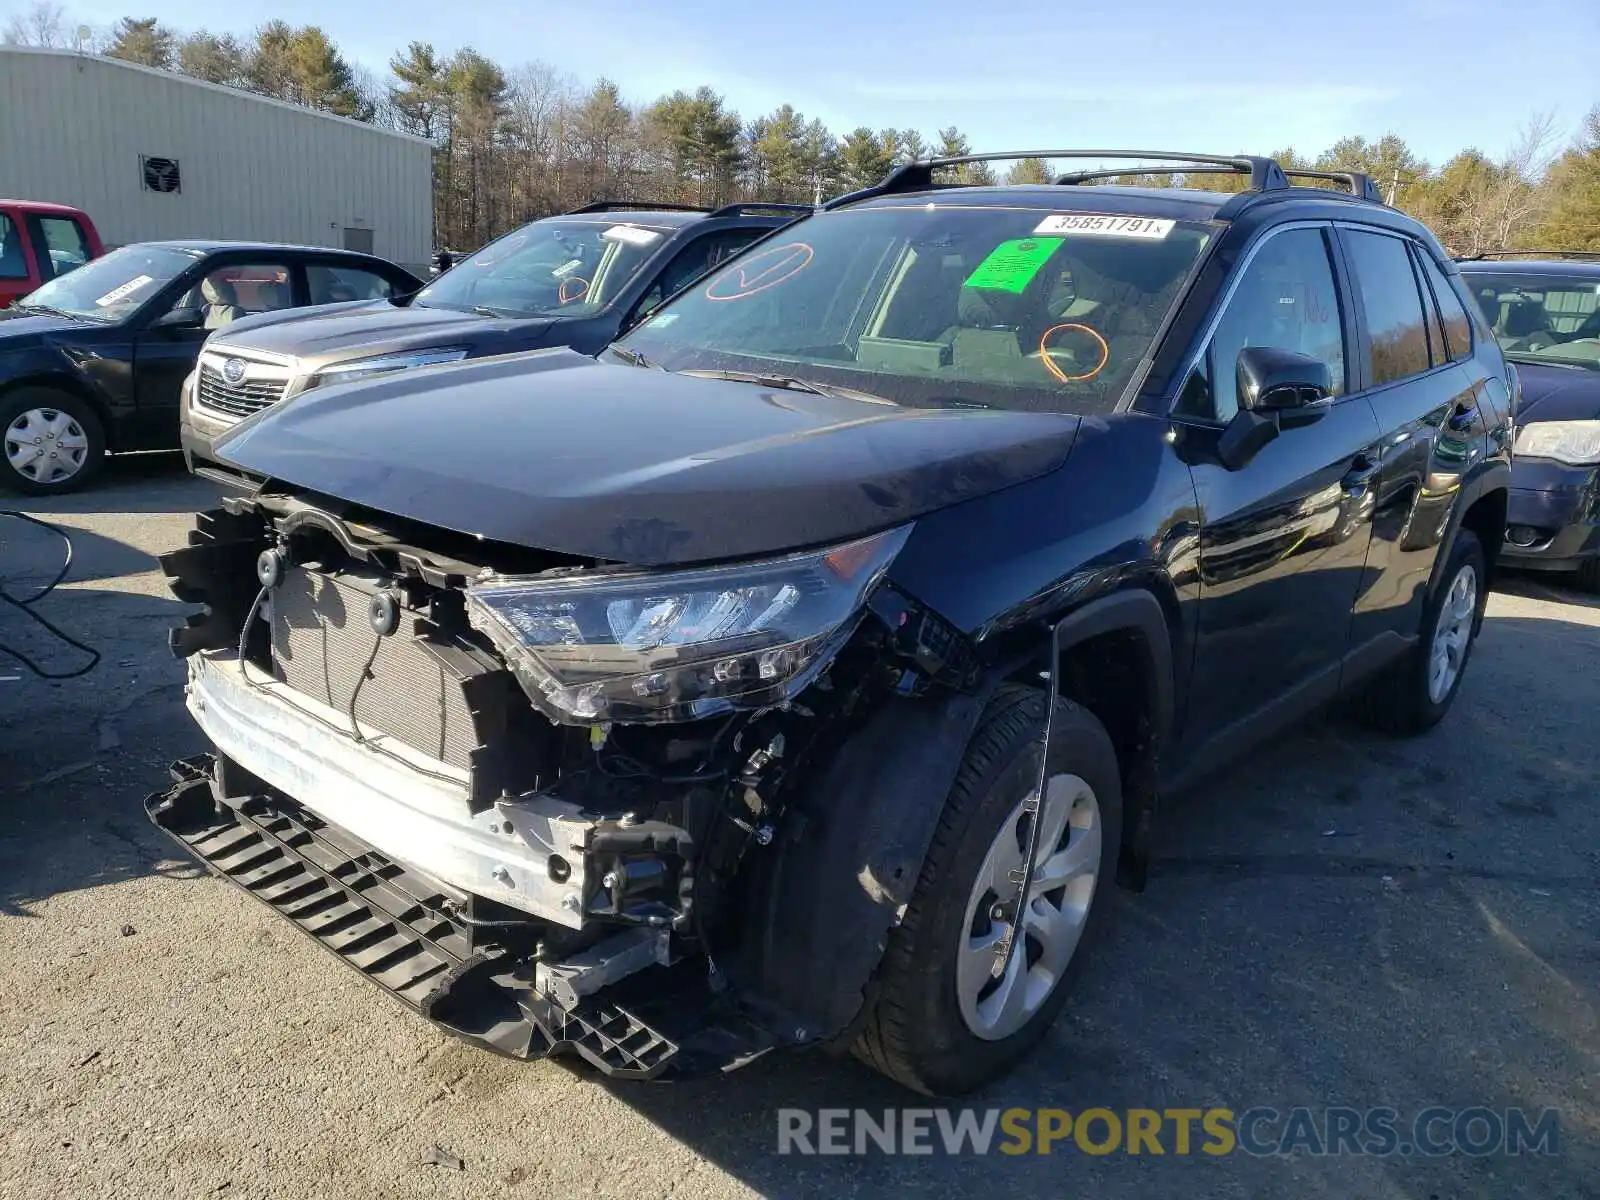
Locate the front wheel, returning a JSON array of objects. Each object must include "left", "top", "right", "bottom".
[
  {"left": 0, "top": 388, "right": 106, "bottom": 495},
  {"left": 1359, "top": 528, "right": 1487, "bottom": 734},
  {"left": 853, "top": 685, "right": 1123, "bottom": 1096}
]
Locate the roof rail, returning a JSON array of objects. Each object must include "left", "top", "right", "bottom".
[
  {"left": 826, "top": 149, "right": 1292, "bottom": 210},
  {"left": 1454, "top": 249, "right": 1600, "bottom": 262},
  {"left": 706, "top": 201, "right": 815, "bottom": 219},
  {"left": 1282, "top": 168, "right": 1382, "bottom": 203},
  {"left": 1056, "top": 163, "right": 1383, "bottom": 203},
  {"left": 562, "top": 200, "right": 708, "bottom": 215}
]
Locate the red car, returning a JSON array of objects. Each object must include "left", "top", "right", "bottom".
[{"left": 0, "top": 201, "right": 104, "bottom": 308}]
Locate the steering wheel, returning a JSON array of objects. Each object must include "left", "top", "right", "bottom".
[
  {"left": 1038, "top": 322, "right": 1110, "bottom": 384},
  {"left": 557, "top": 276, "right": 590, "bottom": 305}
]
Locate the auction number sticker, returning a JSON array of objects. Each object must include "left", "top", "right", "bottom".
[
  {"left": 94, "top": 275, "right": 153, "bottom": 307},
  {"left": 1034, "top": 214, "right": 1175, "bottom": 239}
]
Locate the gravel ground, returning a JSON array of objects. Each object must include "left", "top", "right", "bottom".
[{"left": 1, "top": 453, "right": 1595, "bottom": 1200}]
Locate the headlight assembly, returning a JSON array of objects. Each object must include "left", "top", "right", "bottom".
[
  {"left": 1515, "top": 419, "right": 1600, "bottom": 467},
  {"left": 464, "top": 525, "right": 912, "bottom": 724},
  {"left": 306, "top": 347, "right": 470, "bottom": 392}
]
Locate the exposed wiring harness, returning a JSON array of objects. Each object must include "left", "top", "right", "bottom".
[{"left": 0, "top": 510, "right": 100, "bottom": 680}]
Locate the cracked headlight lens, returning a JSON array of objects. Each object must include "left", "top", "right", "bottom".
[
  {"left": 464, "top": 525, "right": 912, "bottom": 724},
  {"left": 1515, "top": 419, "right": 1600, "bottom": 466}
]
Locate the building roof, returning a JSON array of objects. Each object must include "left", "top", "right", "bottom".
[{"left": 0, "top": 47, "right": 430, "bottom": 146}]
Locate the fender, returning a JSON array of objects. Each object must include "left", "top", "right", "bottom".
[
  {"left": 738, "top": 586, "right": 1180, "bottom": 1042},
  {"left": 737, "top": 681, "right": 996, "bottom": 1044},
  {"left": 0, "top": 366, "right": 117, "bottom": 446},
  {"left": 1425, "top": 457, "right": 1512, "bottom": 605},
  {"left": 1050, "top": 586, "right": 1177, "bottom": 890}
]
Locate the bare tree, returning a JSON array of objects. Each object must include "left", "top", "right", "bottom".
[{"left": 4, "top": 2, "right": 66, "bottom": 45}]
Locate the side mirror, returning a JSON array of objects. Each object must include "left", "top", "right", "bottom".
[
  {"left": 1237, "top": 346, "right": 1333, "bottom": 416},
  {"left": 152, "top": 307, "right": 204, "bottom": 330},
  {"left": 1216, "top": 347, "right": 1333, "bottom": 471}
]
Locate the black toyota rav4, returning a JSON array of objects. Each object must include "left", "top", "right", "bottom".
[{"left": 148, "top": 150, "right": 1513, "bottom": 1097}]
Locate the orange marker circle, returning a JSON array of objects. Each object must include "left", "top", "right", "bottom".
[
  {"left": 1039, "top": 323, "right": 1110, "bottom": 383},
  {"left": 558, "top": 276, "right": 589, "bottom": 305}
]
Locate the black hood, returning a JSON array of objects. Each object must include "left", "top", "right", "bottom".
[
  {"left": 215, "top": 301, "right": 557, "bottom": 362},
  {"left": 0, "top": 309, "right": 91, "bottom": 344},
  {"left": 214, "top": 350, "right": 1081, "bottom": 566},
  {"left": 1513, "top": 361, "right": 1600, "bottom": 424}
]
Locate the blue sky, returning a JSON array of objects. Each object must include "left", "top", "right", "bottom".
[{"left": 46, "top": 0, "right": 1600, "bottom": 164}]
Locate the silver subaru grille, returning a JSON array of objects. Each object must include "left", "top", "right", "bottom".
[{"left": 195, "top": 361, "right": 289, "bottom": 420}]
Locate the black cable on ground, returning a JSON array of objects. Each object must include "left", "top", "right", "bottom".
[{"left": 0, "top": 510, "right": 100, "bottom": 679}]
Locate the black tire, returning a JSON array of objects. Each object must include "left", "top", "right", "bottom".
[
  {"left": 1576, "top": 557, "right": 1600, "bottom": 595},
  {"left": 0, "top": 387, "right": 106, "bottom": 495},
  {"left": 1359, "top": 528, "right": 1488, "bottom": 734},
  {"left": 852, "top": 684, "right": 1123, "bottom": 1096}
]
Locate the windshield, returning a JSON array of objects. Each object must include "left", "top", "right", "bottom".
[
  {"left": 413, "top": 218, "right": 673, "bottom": 318},
  {"left": 1464, "top": 269, "right": 1600, "bottom": 371},
  {"left": 612, "top": 205, "right": 1212, "bottom": 414},
  {"left": 16, "top": 244, "right": 197, "bottom": 321}
]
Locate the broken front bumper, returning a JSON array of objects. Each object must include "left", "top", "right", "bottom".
[
  {"left": 180, "top": 650, "right": 593, "bottom": 926},
  {"left": 146, "top": 756, "right": 778, "bottom": 1078}
]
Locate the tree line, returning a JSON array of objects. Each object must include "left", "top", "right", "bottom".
[{"left": 5, "top": 2, "right": 1597, "bottom": 256}]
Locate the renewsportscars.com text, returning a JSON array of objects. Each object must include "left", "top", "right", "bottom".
[{"left": 775, "top": 1106, "right": 1561, "bottom": 1158}]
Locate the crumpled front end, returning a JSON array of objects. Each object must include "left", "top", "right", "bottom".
[{"left": 146, "top": 489, "right": 979, "bottom": 1078}]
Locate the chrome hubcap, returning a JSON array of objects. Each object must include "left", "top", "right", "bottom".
[
  {"left": 5, "top": 407, "right": 88, "bottom": 484},
  {"left": 957, "top": 773, "right": 1102, "bottom": 1041},
  {"left": 1428, "top": 563, "right": 1478, "bottom": 703}
]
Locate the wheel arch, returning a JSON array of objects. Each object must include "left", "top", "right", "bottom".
[
  {"left": 738, "top": 584, "right": 1180, "bottom": 1045},
  {"left": 0, "top": 372, "right": 115, "bottom": 448},
  {"left": 1428, "top": 462, "right": 1511, "bottom": 606}
]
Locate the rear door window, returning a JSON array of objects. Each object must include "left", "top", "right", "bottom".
[
  {"left": 1413, "top": 251, "right": 1473, "bottom": 362},
  {"left": 1343, "top": 230, "right": 1432, "bottom": 386},
  {"left": 307, "top": 264, "right": 397, "bottom": 304},
  {"left": 32, "top": 216, "right": 93, "bottom": 279}
]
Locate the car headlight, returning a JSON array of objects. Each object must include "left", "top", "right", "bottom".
[
  {"left": 464, "top": 526, "right": 912, "bottom": 724},
  {"left": 1515, "top": 420, "right": 1600, "bottom": 466},
  {"left": 306, "top": 347, "right": 470, "bottom": 392}
]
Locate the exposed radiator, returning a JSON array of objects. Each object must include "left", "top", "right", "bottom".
[{"left": 269, "top": 566, "right": 481, "bottom": 771}]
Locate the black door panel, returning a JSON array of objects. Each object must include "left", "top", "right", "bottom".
[
  {"left": 1180, "top": 399, "right": 1383, "bottom": 747},
  {"left": 1338, "top": 229, "right": 1486, "bottom": 650},
  {"left": 1170, "top": 223, "right": 1378, "bottom": 750}
]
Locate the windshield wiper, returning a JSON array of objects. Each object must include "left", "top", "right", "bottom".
[
  {"left": 608, "top": 346, "right": 663, "bottom": 370},
  {"left": 677, "top": 368, "right": 901, "bottom": 402},
  {"left": 13, "top": 303, "right": 89, "bottom": 321}
]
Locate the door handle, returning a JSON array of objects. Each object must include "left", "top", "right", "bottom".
[
  {"left": 1447, "top": 402, "right": 1476, "bottom": 432},
  {"left": 1342, "top": 454, "right": 1379, "bottom": 492}
]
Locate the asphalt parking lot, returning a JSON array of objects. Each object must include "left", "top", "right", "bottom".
[{"left": 1, "top": 453, "right": 1596, "bottom": 1200}]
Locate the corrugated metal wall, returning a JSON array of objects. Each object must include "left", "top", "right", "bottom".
[{"left": 0, "top": 49, "right": 432, "bottom": 271}]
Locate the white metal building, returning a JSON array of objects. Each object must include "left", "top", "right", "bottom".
[{"left": 0, "top": 47, "right": 433, "bottom": 272}]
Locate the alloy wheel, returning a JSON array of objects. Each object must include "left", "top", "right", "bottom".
[{"left": 957, "top": 772, "right": 1102, "bottom": 1041}]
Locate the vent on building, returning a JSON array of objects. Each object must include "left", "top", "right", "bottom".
[{"left": 141, "top": 156, "right": 181, "bottom": 194}]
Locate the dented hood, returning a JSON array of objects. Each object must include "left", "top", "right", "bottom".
[{"left": 213, "top": 349, "right": 1080, "bottom": 566}]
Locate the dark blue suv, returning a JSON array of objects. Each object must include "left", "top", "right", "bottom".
[
  {"left": 150, "top": 150, "right": 1513, "bottom": 1097},
  {"left": 1457, "top": 252, "right": 1600, "bottom": 591}
]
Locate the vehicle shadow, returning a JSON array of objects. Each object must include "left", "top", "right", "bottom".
[
  {"left": 1494, "top": 567, "right": 1600, "bottom": 611},
  {"left": 1, "top": 450, "right": 217, "bottom": 518},
  {"left": 585, "top": 605, "right": 1599, "bottom": 1199}
]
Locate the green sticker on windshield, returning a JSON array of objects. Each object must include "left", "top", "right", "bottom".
[{"left": 962, "top": 237, "right": 1064, "bottom": 294}]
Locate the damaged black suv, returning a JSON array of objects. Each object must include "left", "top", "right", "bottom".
[{"left": 148, "top": 150, "right": 1513, "bottom": 1097}]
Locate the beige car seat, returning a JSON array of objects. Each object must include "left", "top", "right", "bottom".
[{"left": 200, "top": 276, "right": 246, "bottom": 329}]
